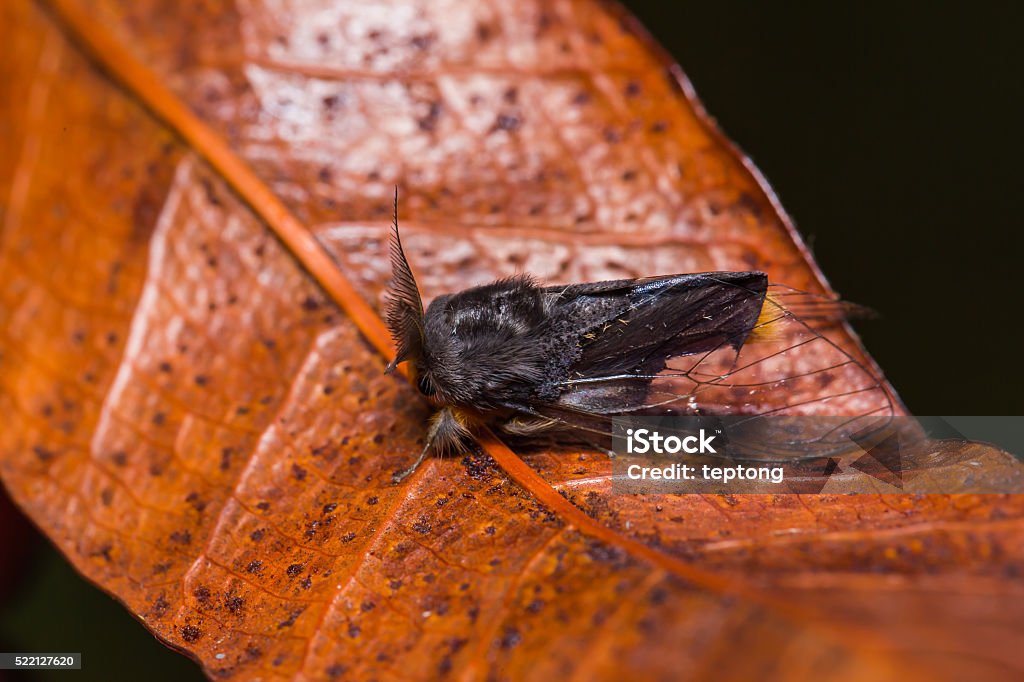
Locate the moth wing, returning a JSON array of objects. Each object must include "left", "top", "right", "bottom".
[
  {"left": 510, "top": 282, "right": 894, "bottom": 460},
  {"left": 537, "top": 272, "right": 769, "bottom": 401}
]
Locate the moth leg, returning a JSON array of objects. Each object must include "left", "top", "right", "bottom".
[
  {"left": 391, "top": 438, "right": 433, "bottom": 484},
  {"left": 576, "top": 436, "right": 617, "bottom": 459},
  {"left": 500, "top": 416, "right": 560, "bottom": 437},
  {"left": 392, "top": 407, "right": 472, "bottom": 483},
  {"left": 501, "top": 417, "right": 617, "bottom": 458}
]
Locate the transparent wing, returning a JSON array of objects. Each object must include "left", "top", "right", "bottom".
[{"left": 515, "top": 284, "right": 895, "bottom": 461}]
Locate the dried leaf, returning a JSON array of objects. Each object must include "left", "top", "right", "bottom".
[{"left": 2, "top": 2, "right": 1022, "bottom": 681}]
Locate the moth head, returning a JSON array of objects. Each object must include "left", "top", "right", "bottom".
[{"left": 384, "top": 192, "right": 425, "bottom": 375}]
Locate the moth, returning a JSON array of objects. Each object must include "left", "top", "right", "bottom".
[{"left": 384, "top": 222, "right": 892, "bottom": 482}]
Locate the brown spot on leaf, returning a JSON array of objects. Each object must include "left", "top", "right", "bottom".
[
  {"left": 225, "top": 595, "right": 244, "bottom": 614},
  {"left": 170, "top": 530, "right": 191, "bottom": 545},
  {"left": 32, "top": 446, "right": 56, "bottom": 462}
]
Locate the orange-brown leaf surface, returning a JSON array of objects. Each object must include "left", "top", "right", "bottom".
[{"left": 2, "top": 1, "right": 1023, "bottom": 680}]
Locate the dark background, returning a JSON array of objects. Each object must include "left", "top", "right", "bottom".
[
  {"left": 625, "top": 1, "right": 1024, "bottom": 416},
  {"left": 2, "top": 3, "right": 1022, "bottom": 681}
]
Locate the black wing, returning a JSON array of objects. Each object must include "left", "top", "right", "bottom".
[
  {"left": 528, "top": 272, "right": 768, "bottom": 408},
  {"left": 498, "top": 276, "right": 894, "bottom": 460}
]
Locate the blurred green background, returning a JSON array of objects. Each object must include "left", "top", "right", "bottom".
[{"left": 2, "top": 3, "right": 1021, "bottom": 681}]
